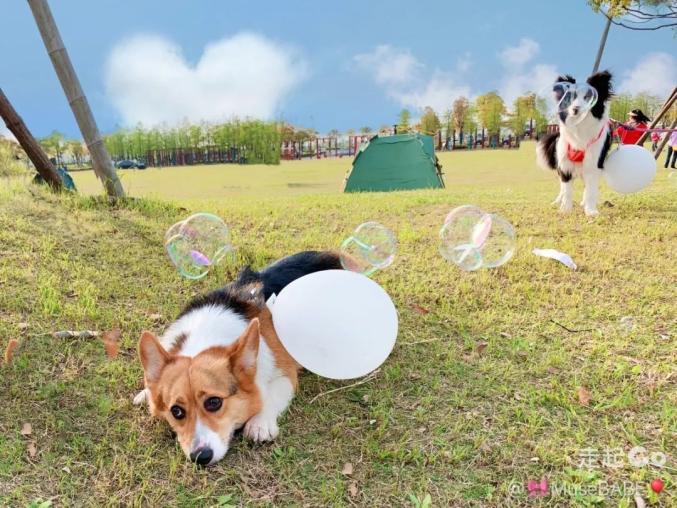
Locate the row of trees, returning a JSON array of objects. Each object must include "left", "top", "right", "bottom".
[
  {"left": 38, "top": 130, "right": 87, "bottom": 166},
  {"left": 396, "top": 91, "right": 549, "bottom": 146},
  {"left": 103, "top": 119, "right": 282, "bottom": 165},
  {"left": 396, "top": 89, "right": 674, "bottom": 146}
]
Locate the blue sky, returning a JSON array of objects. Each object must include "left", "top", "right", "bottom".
[{"left": 1, "top": 0, "right": 675, "bottom": 138}]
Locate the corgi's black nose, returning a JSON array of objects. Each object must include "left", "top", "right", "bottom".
[{"left": 190, "top": 447, "right": 213, "bottom": 466}]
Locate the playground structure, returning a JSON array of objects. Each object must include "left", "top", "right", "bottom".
[{"left": 281, "top": 135, "right": 370, "bottom": 160}]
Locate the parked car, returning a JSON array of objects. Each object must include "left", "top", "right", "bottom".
[{"left": 115, "top": 159, "right": 147, "bottom": 169}]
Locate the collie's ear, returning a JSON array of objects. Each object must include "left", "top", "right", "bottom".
[
  {"left": 587, "top": 70, "right": 613, "bottom": 101},
  {"left": 139, "top": 331, "right": 170, "bottom": 383},
  {"left": 231, "top": 318, "right": 260, "bottom": 377}
]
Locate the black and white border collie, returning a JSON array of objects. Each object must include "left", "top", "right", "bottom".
[
  {"left": 135, "top": 251, "right": 342, "bottom": 466},
  {"left": 536, "top": 71, "right": 614, "bottom": 216}
]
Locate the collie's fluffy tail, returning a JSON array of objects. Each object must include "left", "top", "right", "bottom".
[
  {"left": 536, "top": 132, "right": 559, "bottom": 171},
  {"left": 237, "top": 251, "right": 343, "bottom": 300}
]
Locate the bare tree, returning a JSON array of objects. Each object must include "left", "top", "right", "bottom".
[{"left": 28, "top": 0, "right": 124, "bottom": 199}]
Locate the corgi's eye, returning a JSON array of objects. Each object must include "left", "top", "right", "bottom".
[
  {"left": 170, "top": 405, "right": 186, "bottom": 420},
  {"left": 204, "top": 397, "right": 223, "bottom": 412}
]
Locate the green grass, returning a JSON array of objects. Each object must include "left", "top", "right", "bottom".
[{"left": 1, "top": 143, "right": 675, "bottom": 507}]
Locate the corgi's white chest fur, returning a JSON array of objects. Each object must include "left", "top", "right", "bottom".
[{"left": 159, "top": 305, "right": 285, "bottom": 391}]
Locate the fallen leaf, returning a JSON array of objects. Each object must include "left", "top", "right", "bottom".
[
  {"left": 499, "top": 332, "right": 511, "bottom": 338},
  {"left": 634, "top": 494, "right": 646, "bottom": 508},
  {"left": 368, "top": 419, "right": 376, "bottom": 425},
  {"left": 577, "top": 387, "right": 591, "bottom": 406},
  {"left": 341, "top": 462, "right": 354, "bottom": 475},
  {"left": 348, "top": 482, "right": 358, "bottom": 498},
  {"left": 62, "top": 466, "right": 71, "bottom": 474},
  {"left": 102, "top": 329, "right": 121, "bottom": 359},
  {"left": 20, "top": 423, "right": 32, "bottom": 436},
  {"left": 410, "top": 304, "right": 430, "bottom": 315},
  {"left": 478, "top": 442, "right": 491, "bottom": 453},
  {"left": 476, "top": 341, "right": 488, "bottom": 355},
  {"left": 52, "top": 330, "right": 99, "bottom": 340},
  {"left": 4, "top": 339, "right": 19, "bottom": 364},
  {"left": 27, "top": 442, "right": 37, "bottom": 458},
  {"left": 361, "top": 394, "right": 370, "bottom": 403},
  {"left": 17, "top": 322, "right": 29, "bottom": 330},
  {"left": 149, "top": 313, "right": 163, "bottom": 321}
]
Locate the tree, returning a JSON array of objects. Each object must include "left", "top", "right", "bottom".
[
  {"left": 67, "top": 139, "right": 84, "bottom": 166},
  {"left": 41, "top": 130, "right": 67, "bottom": 164},
  {"left": 475, "top": 92, "right": 506, "bottom": 141},
  {"left": 327, "top": 129, "right": 340, "bottom": 137},
  {"left": 379, "top": 124, "right": 392, "bottom": 135},
  {"left": 419, "top": 107, "right": 441, "bottom": 136},
  {"left": 588, "top": 1, "right": 676, "bottom": 30},
  {"left": 451, "top": 97, "right": 470, "bottom": 143},
  {"left": 397, "top": 109, "right": 411, "bottom": 133},
  {"left": 359, "top": 126, "right": 372, "bottom": 135}
]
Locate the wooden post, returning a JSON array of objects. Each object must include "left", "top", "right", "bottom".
[
  {"left": 592, "top": 15, "right": 612, "bottom": 73},
  {"left": 27, "top": 0, "right": 124, "bottom": 199},
  {"left": 654, "top": 118, "right": 677, "bottom": 160},
  {"left": 0, "top": 88, "right": 62, "bottom": 189},
  {"left": 636, "top": 86, "right": 677, "bottom": 147}
]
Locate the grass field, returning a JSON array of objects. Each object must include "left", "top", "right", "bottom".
[{"left": 1, "top": 144, "right": 675, "bottom": 507}]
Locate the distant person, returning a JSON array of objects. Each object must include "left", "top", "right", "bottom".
[
  {"left": 651, "top": 131, "right": 660, "bottom": 151},
  {"left": 614, "top": 109, "right": 650, "bottom": 145},
  {"left": 665, "top": 129, "right": 677, "bottom": 170}
]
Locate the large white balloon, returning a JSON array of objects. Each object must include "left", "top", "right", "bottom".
[
  {"left": 270, "top": 270, "right": 398, "bottom": 380},
  {"left": 603, "top": 145, "right": 656, "bottom": 194}
]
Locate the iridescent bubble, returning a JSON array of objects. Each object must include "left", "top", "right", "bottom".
[
  {"left": 439, "top": 206, "right": 516, "bottom": 271},
  {"left": 165, "top": 213, "right": 233, "bottom": 279},
  {"left": 340, "top": 222, "right": 397, "bottom": 276}
]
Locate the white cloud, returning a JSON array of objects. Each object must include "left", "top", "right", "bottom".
[
  {"left": 392, "top": 71, "right": 471, "bottom": 114},
  {"left": 500, "top": 63, "right": 559, "bottom": 106},
  {"left": 105, "top": 33, "right": 307, "bottom": 126},
  {"left": 618, "top": 52, "right": 676, "bottom": 98},
  {"left": 499, "top": 38, "right": 539, "bottom": 68},
  {"left": 353, "top": 45, "right": 469, "bottom": 113},
  {"left": 353, "top": 45, "right": 422, "bottom": 86}
]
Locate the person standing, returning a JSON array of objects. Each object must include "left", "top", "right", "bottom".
[
  {"left": 665, "top": 129, "right": 677, "bottom": 169},
  {"left": 651, "top": 131, "right": 660, "bottom": 151}
]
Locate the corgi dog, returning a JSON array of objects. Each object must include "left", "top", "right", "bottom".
[
  {"left": 135, "top": 251, "right": 343, "bottom": 466},
  {"left": 536, "top": 70, "right": 614, "bottom": 216}
]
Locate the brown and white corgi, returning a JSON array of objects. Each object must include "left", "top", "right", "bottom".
[{"left": 135, "top": 251, "right": 343, "bottom": 466}]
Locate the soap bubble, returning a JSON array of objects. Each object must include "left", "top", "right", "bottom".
[
  {"left": 340, "top": 222, "right": 396, "bottom": 276},
  {"left": 165, "top": 213, "right": 233, "bottom": 280},
  {"left": 439, "top": 206, "right": 516, "bottom": 271}
]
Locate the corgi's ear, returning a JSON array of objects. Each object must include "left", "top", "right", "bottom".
[
  {"left": 139, "top": 331, "right": 170, "bottom": 383},
  {"left": 231, "top": 318, "right": 260, "bottom": 378}
]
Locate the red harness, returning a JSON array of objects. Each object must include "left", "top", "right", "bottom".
[{"left": 566, "top": 125, "right": 608, "bottom": 163}]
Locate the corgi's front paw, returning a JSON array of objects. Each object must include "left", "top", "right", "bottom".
[
  {"left": 244, "top": 414, "right": 279, "bottom": 443},
  {"left": 559, "top": 200, "right": 573, "bottom": 213},
  {"left": 584, "top": 207, "right": 599, "bottom": 217}
]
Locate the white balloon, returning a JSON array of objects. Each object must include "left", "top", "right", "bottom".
[
  {"left": 603, "top": 145, "right": 656, "bottom": 194},
  {"left": 270, "top": 270, "right": 398, "bottom": 380}
]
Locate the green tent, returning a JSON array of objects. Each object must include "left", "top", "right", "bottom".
[{"left": 344, "top": 133, "right": 444, "bottom": 192}]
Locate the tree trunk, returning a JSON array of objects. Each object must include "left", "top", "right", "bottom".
[
  {"left": 0, "top": 88, "right": 62, "bottom": 190},
  {"left": 27, "top": 0, "right": 124, "bottom": 199},
  {"left": 592, "top": 15, "right": 612, "bottom": 73}
]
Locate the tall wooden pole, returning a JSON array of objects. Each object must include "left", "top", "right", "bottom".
[
  {"left": 592, "top": 15, "right": 612, "bottom": 73},
  {"left": 636, "top": 87, "right": 677, "bottom": 147},
  {"left": 0, "top": 88, "right": 62, "bottom": 190},
  {"left": 27, "top": 0, "right": 124, "bottom": 199}
]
